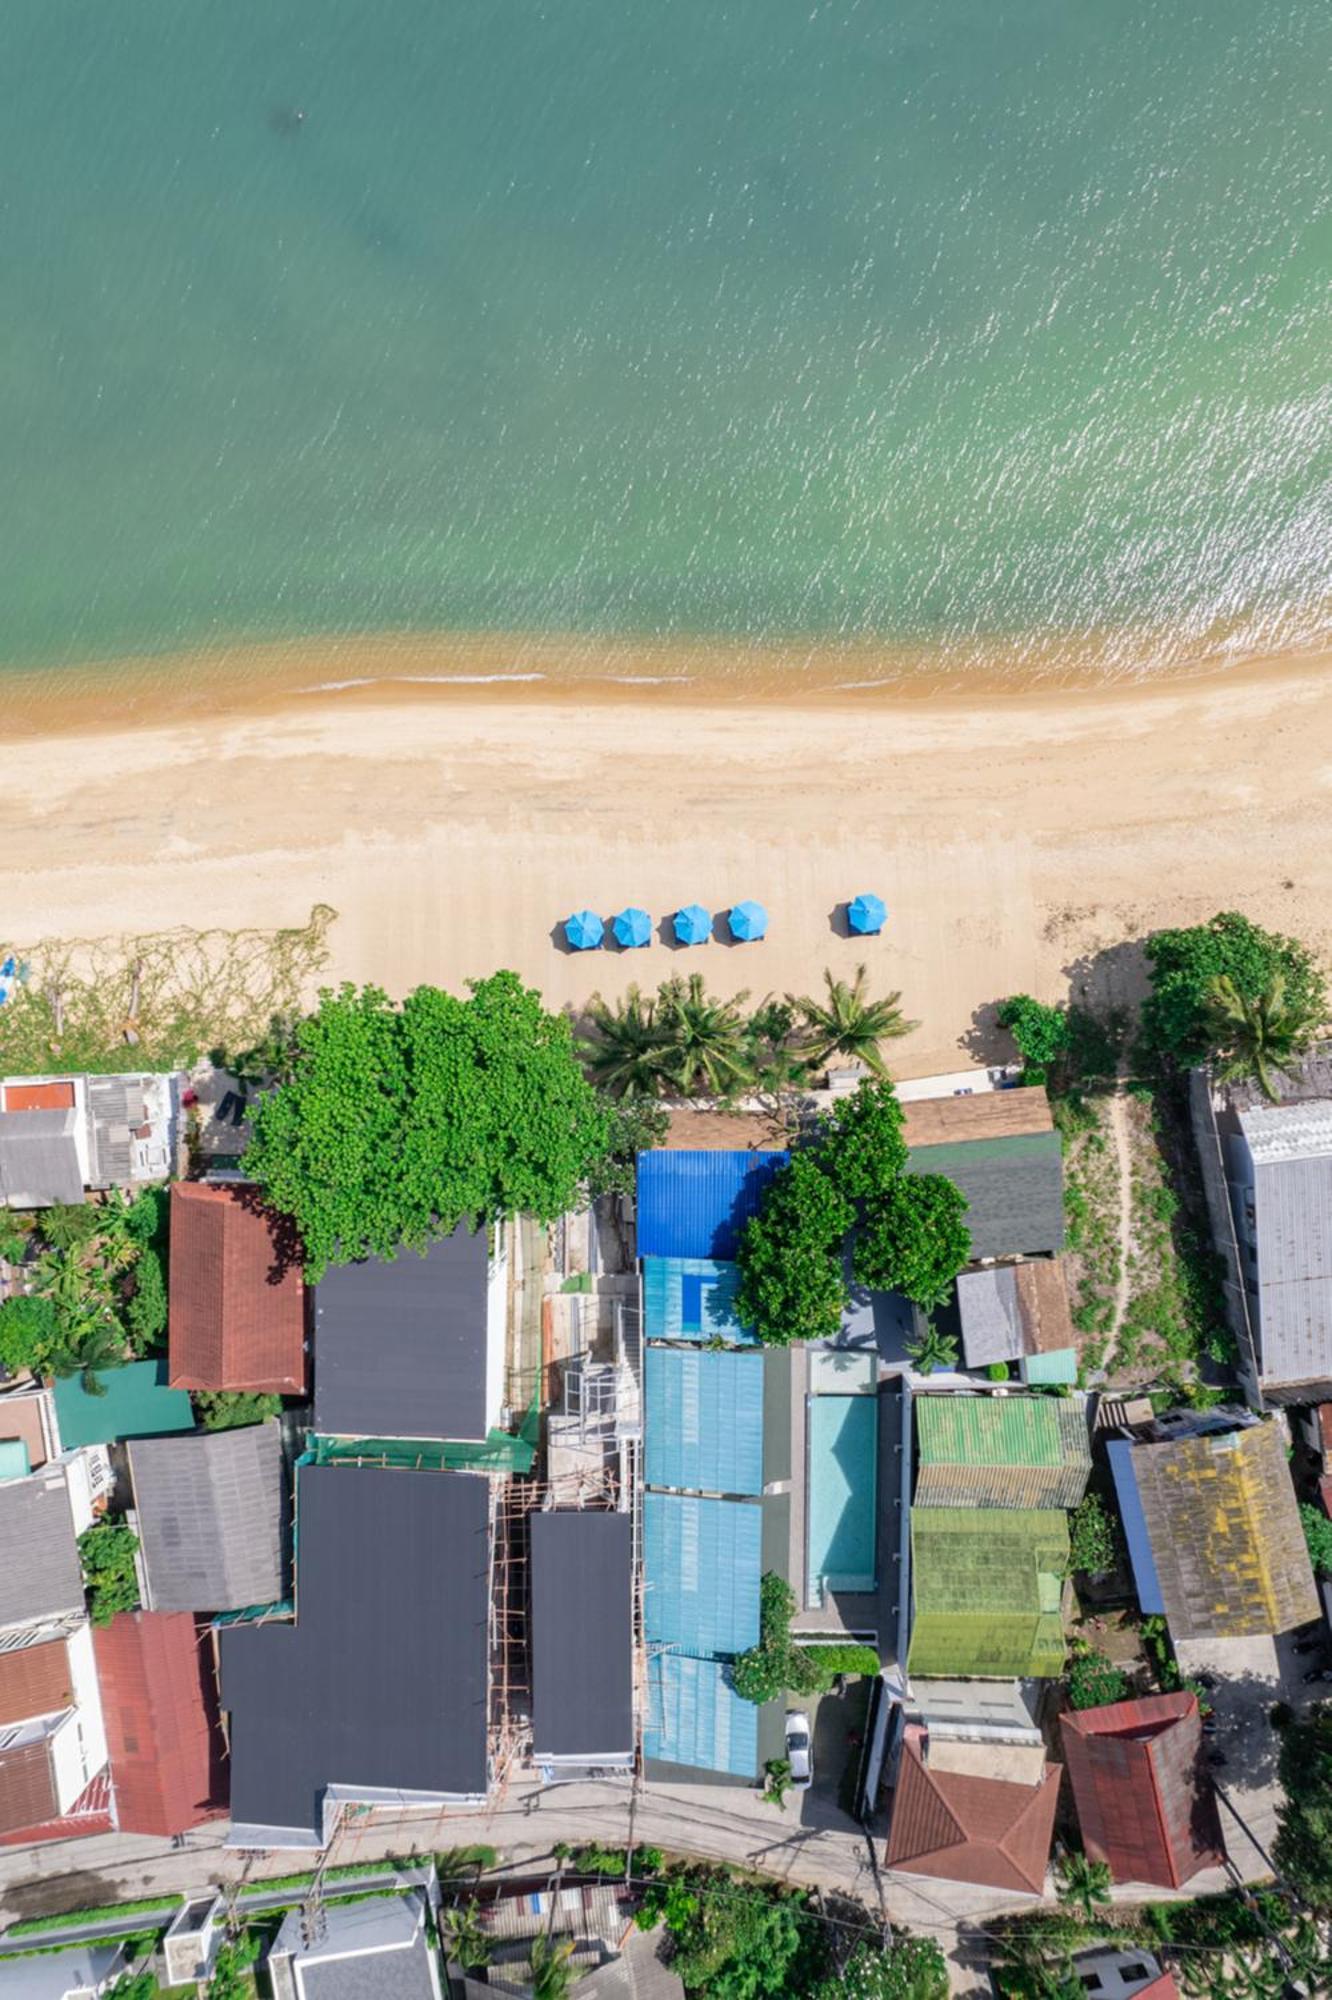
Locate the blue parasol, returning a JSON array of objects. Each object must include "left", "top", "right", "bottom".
[
  {"left": 673, "top": 904, "right": 712, "bottom": 946},
  {"left": 612, "top": 907, "right": 652, "bottom": 949},
  {"left": 728, "top": 900, "right": 768, "bottom": 942},
  {"left": 564, "top": 910, "right": 605, "bottom": 950},
  {"left": 848, "top": 893, "right": 887, "bottom": 936}
]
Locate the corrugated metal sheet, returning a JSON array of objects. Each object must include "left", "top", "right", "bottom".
[
  {"left": 94, "top": 1612, "right": 222, "bottom": 1836},
  {"left": 914, "top": 1396, "right": 1090, "bottom": 1509},
  {"left": 642, "top": 1257, "right": 756, "bottom": 1345},
  {"left": 956, "top": 1268, "right": 1024, "bottom": 1367},
  {"left": 643, "top": 1494, "right": 761, "bottom": 1655},
  {"left": 906, "top": 1507, "right": 1068, "bottom": 1678},
  {"left": 645, "top": 1348, "right": 764, "bottom": 1496},
  {"left": 1107, "top": 1440, "right": 1165, "bottom": 1615},
  {"left": 1020, "top": 1348, "right": 1078, "bottom": 1386},
  {"left": 1059, "top": 1693, "right": 1223, "bottom": 1889},
  {"left": 635, "top": 1149, "right": 788, "bottom": 1261},
  {"left": 643, "top": 1652, "right": 758, "bottom": 1776},
  {"left": 1250, "top": 1151, "right": 1332, "bottom": 1388}
]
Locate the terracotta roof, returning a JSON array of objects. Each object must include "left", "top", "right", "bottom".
[
  {"left": 0, "top": 1767, "right": 113, "bottom": 1848},
  {"left": 885, "top": 1728, "right": 1060, "bottom": 1893},
  {"left": 168, "top": 1182, "right": 306, "bottom": 1394},
  {"left": 3, "top": 1081, "right": 76, "bottom": 1112},
  {"left": 0, "top": 1738, "right": 59, "bottom": 1837},
  {"left": 1319, "top": 1404, "right": 1332, "bottom": 1456},
  {"left": 1060, "top": 1692, "right": 1223, "bottom": 1888},
  {"left": 1134, "top": 1976, "right": 1180, "bottom": 2000},
  {"left": 662, "top": 1108, "right": 790, "bottom": 1151},
  {"left": 94, "top": 1612, "right": 223, "bottom": 1836},
  {"left": 900, "top": 1086, "right": 1052, "bottom": 1148},
  {"left": 0, "top": 1640, "right": 71, "bottom": 1726}
]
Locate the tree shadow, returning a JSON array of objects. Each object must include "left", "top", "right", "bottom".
[
  {"left": 958, "top": 997, "right": 1013, "bottom": 1067},
  {"left": 1059, "top": 938, "right": 1152, "bottom": 1020}
]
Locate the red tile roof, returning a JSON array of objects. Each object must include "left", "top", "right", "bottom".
[
  {"left": 168, "top": 1182, "right": 306, "bottom": 1394},
  {"left": 1059, "top": 1692, "right": 1224, "bottom": 1889},
  {"left": 0, "top": 1738, "right": 59, "bottom": 1837},
  {"left": 885, "top": 1728, "right": 1060, "bottom": 1894},
  {"left": 3, "top": 1081, "right": 76, "bottom": 1112},
  {"left": 0, "top": 1640, "right": 71, "bottom": 1726},
  {"left": 94, "top": 1612, "right": 224, "bottom": 1837},
  {"left": 0, "top": 1767, "right": 113, "bottom": 1848},
  {"left": 1134, "top": 1975, "right": 1180, "bottom": 2000}
]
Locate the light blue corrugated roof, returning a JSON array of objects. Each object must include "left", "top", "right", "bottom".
[
  {"left": 635, "top": 1149, "right": 789, "bottom": 1261},
  {"left": 643, "top": 1493, "right": 762, "bottom": 1654},
  {"left": 644, "top": 1652, "right": 759, "bottom": 1776},
  {"left": 1107, "top": 1438, "right": 1165, "bottom": 1614},
  {"left": 643, "top": 1256, "right": 757, "bottom": 1345},
  {"left": 1020, "top": 1347, "right": 1079, "bottom": 1386},
  {"left": 646, "top": 1347, "right": 764, "bottom": 1495}
]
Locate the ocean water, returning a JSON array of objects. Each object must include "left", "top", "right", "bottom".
[{"left": 2, "top": 0, "right": 1330, "bottom": 682}]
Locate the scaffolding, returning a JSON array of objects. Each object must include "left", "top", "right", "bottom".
[{"left": 486, "top": 1473, "right": 542, "bottom": 1810}]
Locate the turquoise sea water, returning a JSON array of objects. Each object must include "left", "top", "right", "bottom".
[{"left": 3, "top": 0, "right": 1330, "bottom": 680}]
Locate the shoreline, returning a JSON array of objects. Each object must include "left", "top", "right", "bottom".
[{"left": 2, "top": 636, "right": 1330, "bottom": 1081}]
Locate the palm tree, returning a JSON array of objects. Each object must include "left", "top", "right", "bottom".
[
  {"left": 790, "top": 966, "right": 917, "bottom": 1078},
  {"left": 906, "top": 1319, "right": 959, "bottom": 1375},
  {"left": 1202, "top": 971, "right": 1323, "bottom": 1101},
  {"left": 440, "top": 1899, "right": 492, "bottom": 1971},
  {"left": 1055, "top": 1851, "right": 1112, "bottom": 1922},
  {"left": 528, "top": 1932, "right": 577, "bottom": 2000},
  {"left": 656, "top": 975, "right": 755, "bottom": 1099},
  {"left": 577, "top": 987, "right": 671, "bottom": 1099}
]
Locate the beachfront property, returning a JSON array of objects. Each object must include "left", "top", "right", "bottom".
[
  {"left": 0, "top": 1071, "right": 179, "bottom": 1208},
  {"left": 126, "top": 1423, "right": 287, "bottom": 1615},
  {"left": 1191, "top": 1058, "right": 1332, "bottom": 1405},
  {"left": 1059, "top": 1692, "right": 1223, "bottom": 1889},
  {"left": 168, "top": 1181, "right": 308, "bottom": 1396}
]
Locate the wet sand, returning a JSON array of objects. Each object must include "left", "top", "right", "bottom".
[{"left": 2, "top": 636, "right": 1330, "bottom": 1077}]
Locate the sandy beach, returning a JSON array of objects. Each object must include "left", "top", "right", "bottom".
[{"left": 2, "top": 640, "right": 1331, "bottom": 1078}]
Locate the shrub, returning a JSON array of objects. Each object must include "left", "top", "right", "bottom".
[
  {"left": 762, "top": 1757, "right": 792, "bottom": 1808},
  {"left": 1300, "top": 1501, "right": 1332, "bottom": 1577},
  {"left": 997, "top": 995, "right": 1070, "bottom": 1070},
  {"left": 1142, "top": 911, "right": 1326, "bottom": 1070},
  {"left": 732, "top": 1576, "right": 880, "bottom": 1703},
  {"left": 813, "top": 1936, "right": 949, "bottom": 2000},
  {"left": 1065, "top": 1648, "right": 1128, "bottom": 1711},
  {"left": 78, "top": 1518, "right": 141, "bottom": 1625},
  {"left": 0, "top": 1292, "right": 60, "bottom": 1375},
  {"left": 125, "top": 1246, "right": 167, "bottom": 1352},
  {"left": 1067, "top": 1494, "right": 1117, "bottom": 1575},
  {"left": 194, "top": 1390, "right": 283, "bottom": 1431}
]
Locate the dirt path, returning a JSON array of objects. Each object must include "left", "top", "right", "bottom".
[{"left": 1107, "top": 1084, "right": 1135, "bottom": 1353}]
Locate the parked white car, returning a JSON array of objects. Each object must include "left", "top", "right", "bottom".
[{"left": 785, "top": 1710, "right": 813, "bottom": 1790}]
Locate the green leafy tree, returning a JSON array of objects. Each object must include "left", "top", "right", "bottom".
[
  {"left": 0, "top": 1213, "right": 31, "bottom": 1263},
  {"left": 1055, "top": 1852, "right": 1112, "bottom": 1921},
  {"left": 126, "top": 1246, "right": 167, "bottom": 1353},
  {"left": 1300, "top": 1501, "right": 1332, "bottom": 1577},
  {"left": 79, "top": 1518, "right": 141, "bottom": 1625},
  {"left": 745, "top": 1000, "right": 815, "bottom": 1103},
  {"left": 585, "top": 1095, "right": 670, "bottom": 1202},
  {"left": 656, "top": 975, "right": 755, "bottom": 1099},
  {"left": 1202, "top": 970, "right": 1323, "bottom": 1101},
  {"left": 244, "top": 975, "right": 608, "bottom": 1277},
  {"left": 1142, "top": 911, "right": 1326, "bottom": 1071},
  {"left": 998, "top": 995, "right": 1072, "bottom": 1070},
  {"left": 812, "top": 1936, "right": 949, "bottom": 2000},
  {"left": 193, "top": 1391, "right": 282, "bottom": 1431},
  {"left": 207, "top": 1931, "right": 259, "bottom": 2000},
  {"left": 1274, "top": 1709, "right": 1332, "bottom": 1908},
  {"left": 107, "top": 1972, "right": 160, "bottom": 2000},
  {"left": 732, "top": 1574, "right": 803, "bottom": 1704},
  {"left": 904, "top": 1318, "right": 960, "bottom": 1375},
  {"left": 1067, "top": 1494, "right": 1117, "bottom": 1575},
  {"left": 40, "top": 1203, "right": 102, "bottom": 1253},
  {"left": 657, "top": 1869, "right": 821, "bottom": 2000},
  {"left": 791, "top": 965, "right": 917, "bottom": 1078},
  {"left": 815, "top": 1079, "right": 909, "bottom": 1200},
  {"left": 577, "top": 986, "right": 671, "bottom": 1099},
  {"left": 529, "top": 1932, "right": 577, "bottom": 2000},
  {"left": 0, "top": 1292, "right": 60, "bottom": 1375},
  {"left": 1065, "top": 1647, "right": 1128, "bottom": 1710},
  {"left": 735, "top": 1154, "right": 852, "bottom": 1347},
  {"left": 123, "top": 1184, "right": 170, "bottom": 1253},
  {"left": 854, "top": 1174, "right": 971, "bottom": 1307}
]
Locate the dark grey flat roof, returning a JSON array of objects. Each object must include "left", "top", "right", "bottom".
[
  {"left": 313, "top": 1228, "right": 489, "bottom": 1442},
  {"left": 530, "top": 1512, "right": 633, "bottom": 1759},
  {"left": 220, "top": 1465, "right": 489, "bottom": 1838}
]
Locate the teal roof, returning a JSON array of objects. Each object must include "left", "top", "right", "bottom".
[
  {"left": 646, "top": 1347, "right": 764, "bottom": 1495},
  {"left": 642, "top": 1256, "right": 756, "bottom": 1345},
  {"left": 0, "top": 1439, "right": 30, "bottom": 1481},
  {"left": 53, "top": 1359, "right": 196, "bottom": 1448},
  {"left": 644, "top": 1652, "right": 759, "bottom": 1776},
  {"left": 643, "top": 1493, "right": 761, "bottom": 1655}
]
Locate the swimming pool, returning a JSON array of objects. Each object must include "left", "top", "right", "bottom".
[{"left": 806, "top": 1394, "right": 878, "bottom": 1606}]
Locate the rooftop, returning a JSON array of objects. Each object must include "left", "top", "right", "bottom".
[
  {"left": 635, "top": 1149, "right": 788, "bottom": 1262},
  {"left": 643, "top": 1652, "right": 760, "bottom": 1779},
  {"left": 530, "top": 1511, "right": 633, "bottom": 1761},
  {"left": 269, "top": 1889, "right": 440, "bottom": 2000},
  {"left": 906, "top": 1507, "right": 1068, "bottom": 1679},
  {"left": 0, "top": 1471, "right": 83, "bottom": 1631},
  {"left": 645, "top": 1347, "right": 765, "bottom": 1496},
  {"left": 0, "top": 1640, "right": 71, "bottom": 1727},
  {"left": 641, "top": 1257, "right": 756, "bottom": 1346},
  {"left": 886, "top": 1725, "right": 1060, "bottom": 1894},
  {"left": 643, "top": 1493, "right": 761, "bottom": 1656},
  {"left": 168, "top": 1182, "right": 306, "bottom": 1396},
  {"left": 1059, "top": 1692, "right": 1224, "bottom": 1889},
  {"left": 914, "top": 1394, "right": 1090, "bottom": 1510},
  {"left": 0, "top": 1108, "right": 82, "bottom": 1208},
  {"left": 94, "top": 1612, "right": 222, "bottom": 1837},
  {"left": 1232, "top": 1105, "right": 1332, "bottom": 1387},
  {"left": 955, "top": 1261, "right": 1074, "bottom": 1368},
  {"left": 52, "top": 1357, "right": 195, "bottom": 1450},
  {"left": 905, "top": 1131, "right": 1065, "bottom": 1260},
  {"left": 220, "top": 1465, "right": 489, "bottom": 1843},
  {"left": 129, "top": 1423, "right": 286, "bottom": 1614},
  {"left": 900, "top": 1086, "right": 1053, "bottom": 1148},
  {"left": 313, "top": 1226, "right": 491, "bottom": 1442}
]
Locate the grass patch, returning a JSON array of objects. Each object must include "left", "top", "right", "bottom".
[
  {"left": 247, "top": 1858, "right": 423, "bottom": 1897},
  {"left": 7, "top": 1895, "right": 182, "bottom": 1937},
  {"left": 1057, "top": 1101, "right": 1120, "bottom": 1378}
]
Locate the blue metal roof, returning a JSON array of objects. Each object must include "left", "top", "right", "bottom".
[
  {"left": 644, "top": 1652, "right": 759, "bottom": 1776},
  {"left": 642, "top": 1256, "right": 756, "bottom": 1345},
  {"left": 636, "top": 1148, "right": 790, "bottom": 1260},
  {"left": 643, "top": 1493, "right": 762, "bottom": 1654},
  {"left": 646, "top": 1348, "right": 764, "bottom": 1496},
  {"left": 1107, "top": 1439, "right": 1165, "bottom": 1615}
]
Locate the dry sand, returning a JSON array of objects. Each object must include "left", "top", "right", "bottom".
[{"left": 2, "top": 640, "right": 1331, "bottom": 1077}]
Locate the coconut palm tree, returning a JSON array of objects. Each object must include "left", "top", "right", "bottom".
[
  {"left": 528, "top": 1932, "right": 577, "bottom": 2000},
  {"left": 1055, "top": 1851, "right": 1112, "bottom": 1922},
  {"left": 655, "top": 975, "right": 755, "bottom": 1099},
  {"left": 1202, "top": 971, "right": 1323, "bottom": 1101},
  {"left": 576, "top": 986, "right": 670, "bottom": 1099},
  {"left": 905, "top": 1319, "right": 959, "bottom": 1375},
  {"left": 789, "top": 966, "right": 917, "bottom": 1078},
  {"left": 440, "top": 1899, "right": 492, "bottom": 1971}
]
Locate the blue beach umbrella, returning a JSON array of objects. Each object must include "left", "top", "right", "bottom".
[
  {"left": 673, "top": 904, "right": 712, "bottom": 946},
  {"left": 848, "top": 893, "right": 887, "bottom": 936},
  {"left": 728, "top": 900, "right": 768, "bottom": 942},
  {"left": 612, "top": 907, "right": 652, "bottom": 949},
  {"left": 564, "top": 910, "right": 605, "bottom": 951}
]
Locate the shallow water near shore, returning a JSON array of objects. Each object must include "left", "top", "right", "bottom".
[{"left": 3, "top": 0, "right": 1330, "bottom": 688}]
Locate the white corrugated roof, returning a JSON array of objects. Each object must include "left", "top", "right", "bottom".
[{"left": 1240, "top": 1101, "right": 1332, "bottom": 1165}]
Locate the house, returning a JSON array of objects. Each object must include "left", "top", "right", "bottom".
[
  {"left": 906, "top": 1507, "right": 1068, "bottom": 1678},
  {"left": 220, "top": 1464, "right": 490, "bottom": 1847},
  {"left": 635, "top": 1148, "right": 788, "bottom": 1262},
  {"left": 0, "top": 1944, "right": 127, "bottom": 1998},
  {"left": 913, "top": 1394, "right": 1090, "bottom": 1509},
  {"left": 530, "top": 1511, "right": 633, "bottom": 1777},
  {"left": 128, "top": 1423, "right": 287, "bottom": 1614},
  {"left": 1073, "top": 1951, "right": 1179, "bottom": 2000},
  {"left": 0, "top": 1467, "right": 86, "bottom": 1635},
  {"left": 266, "top": 1888, "right": 443, "bottom": 2000},
  {"left": 1059, "top": 1692, "right": 1223, "bottom": 1889},
  {"left": 0, "top": 1072, "right": 178, "bottom": 1207},
  {"left": 1190, "top": 1065, "right": 1332, "bottom": 1402},
  {"left": 954, "top": 1261, "right": 1077, "bottom": 1383},
  {"left": 902, "top": 1087, "right": 1064, "bottom": 1261},
  {"left": 1107, "top": 1418, "right": 1318, "bottom": 1639},
  {"left": 643, "top": 1493, "right": 761, "bottom": 1657},
  {"left": 93, "top": 1612, "right": 223, "bottom": 1836},
  {"left": 312, "top": 1224, "right": 507, "bottom": 1443},
  {"left": 885, "top": 1721, "right": 1060, "bottom": 1894},
  {"left": 645, "top": 1347, "right": 769, "bottom": 1496},
  {"left": 169, "top": 1182, "right": 306, "bottom": 1396}
]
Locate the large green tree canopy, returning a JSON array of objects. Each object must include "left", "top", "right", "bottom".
[
  {"left": 1143, "top": 911, "right": 1326, "bottom": 1069},
  {"left": 244, "top": 974, "right": 608, "bottom": 1276}
]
